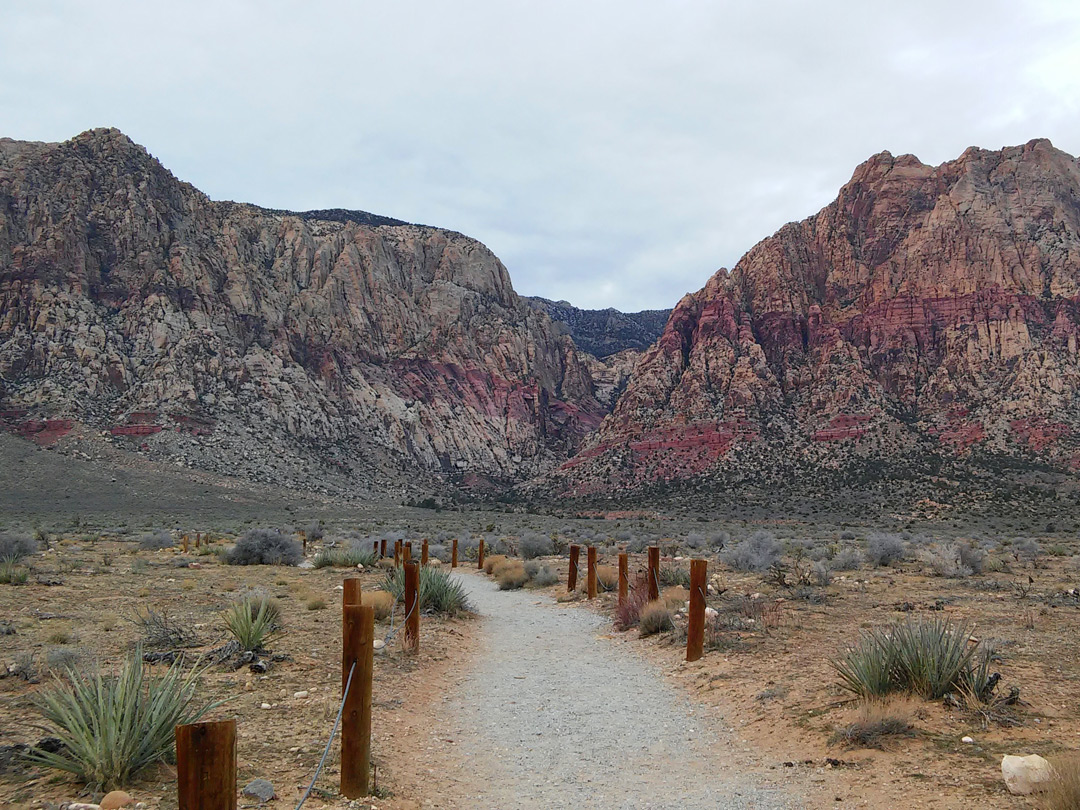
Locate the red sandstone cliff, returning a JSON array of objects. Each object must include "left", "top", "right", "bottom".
[{"left": 554, "top": 139, "right": 1080, "bottom": 495}]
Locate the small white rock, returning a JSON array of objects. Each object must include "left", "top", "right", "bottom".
[
  {"left": 260, "top": 702, "right": 271, "bottom": 709},
  {"left": 293, "top": 690, "right": 309, "bottom": 699},
  {"left": 705, "top": 607, "right": 718, "bottom": 619},
  {"left": 962, "top": 736, "right": 974, "bottom": 744},
  {"left": 335, "top": 584, "right": 344, "bottom": 590},
  {"left": 372, "top": 639, "right": 386, "bottom": 651},
  {"left": 355, "top": 563, "right": 365, "bottom": 571}
]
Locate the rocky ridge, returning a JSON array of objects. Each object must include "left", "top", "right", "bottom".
[
  {"left": 551, "top": 139, "right": 1080, "bottom": 499},
  {"left": 0, "top": 128, "right": 605, "bottom": 495}
]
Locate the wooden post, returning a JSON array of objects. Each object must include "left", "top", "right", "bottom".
[
  {"left": 451, "top": 538, "right": 458, "bottom": 568},
  {"left": 568, "top": 544, "right": 580, "bottom": 591},
  {"left": 343, "top": 577, "right": 362, "bottom": 608},
  {"left": 477, "top": 538, "right": 485, "bottom": 570},
  {"left": 182, "top": 534, "right": 189, "bottom": 554},
  {"left": 341, "top": 604, "right": 374, "bottom": 798},
  {"left": 373, "top": 539, "right": 379, "bottom": 555},
  {"left": 176, "top": 719, "right": 236, "bottom": 810},
  {"left": 647, "top": 546, "right": 660, "bottom": 602},
  {"left": 404, "top": 560, "right": 420, "bottom": 653},
  {"left": 380, "top": 538, "right": 387, "bottom": 558},
  {"left": 686, "top": 558, "right": 707, "bottom": 662},
  {"left": 394, "top": 540, "right": 401, "bottom": 567},
  {"left": 421, "top": 539, "right": 429, "bottom": 566},
  {"left": 300, "top": 530, "right": 307, "bottom": 555},
  {"left": 195, "top": 532, "right": 201, "bottom": 549},
  {"left": 618, "top": 552, "right": 628, "bottom": 607},
  {"left": 587, "top": 545, "right": 597, "bottom": 599},
  {"left": 403, "top": 541, "right": 412, "bottom": 563}
]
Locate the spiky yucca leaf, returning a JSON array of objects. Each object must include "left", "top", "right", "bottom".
[
  {"left": 383, "top": 566, "right": 471, "bottom": 615},
  {"left": 26, "top": 647, "right": 219, "bottom": 789},
  {"left": 223, "top": 594, "right": 282, "bottom": 651}
]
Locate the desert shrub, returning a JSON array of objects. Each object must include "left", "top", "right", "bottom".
[
  {"left": 494, "top": 559, "right": 529, "bottom": 590},
  {"left": 638, "top": 601, "right": 674, "bottom": 636},
  {"left": 832, "top": 616, "right": 988, "bottom": 699},
  {"left": 129, "top": 607, "right": 199, "bottom": 649},
  {"left": 1013, "top": 538, "right": 1043, "bottom": 564},
  {"left": 226, "top": 529, "right": 302, "bottom": 566},
  {"left": 626, "top": 536, "right": 650, "bottom": 554},
  {"left": 223, "top": 595, "right": 283, "bottom": 651},
  {"left": 138, "top": 530, "right": 174, "bottom": 551},
  {"left": 518, "top": 533, "right": 554, "bottom": 559},
  {"left": 830, "top": 548, "right": 862, "bottom": 570},
  {"left": 866, "top": 533, "right": 906, "bottom": 567},
  {"left": 596, "top": 565, "right": 618, "bottom": 591},
  {"left": 829, "top": 701, "right": 915, "bottom": 749},
  {"left": 427, "top": 543, "right": 450, "bottom": 563},
  {"left": 312, "top": 544, "right": 378, "bottom": 569},
  {"left": 721, "top": 531, "right": 782, "bottom": 572},
  {"left": 482, "top": 554, "right": 507, "bottom": 575},
  {"left": 684, "top": 532, "right": 707, "bottom": 550},
  {"left": 1040, "top": 755, "right": 1080, "bottom": 810},
  {"left": 812, "top": 561, "right": 833, "bottom": 587},
  {"left": 0, "top": 560, "right": 29, "bottom": 584},
  {"left": 363, "top": 590, "right": 395, "bottom": 620},
  {"left": 661, "top": 585, "right": 690, "bottom": 608},
  {"left": 615, "top": 585, "right": 649, "bottom": 630},
  {"left": 306, "top": 598, "right": 327, "bottom": 610},
  {"left": 532, "top": 565, "right": 559, "bottom": 587},
  {"left": 383, "top": 566, "right": 471, "bottom": 615},
  {"left": 0, "top": 532, "right": 37, "bottom": 562},
  {"left": 305, "top": 521, "right": 324, "bottom": 541},
  {"left": 659, "top": 566, "right": 691, "bottom": 588},
  {"left": 918, "top": 542, "right": 986, "bottom": 578},
  {"left": 26, "top": 647, "right": 219, "bottom": 789}
]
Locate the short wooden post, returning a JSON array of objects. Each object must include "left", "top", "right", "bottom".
[
  {"left": 647, "top": 546, "right": 660, "bottom": 602},
  {"left": 586, "top": 545, "right": 597, "bottom": 599},
  {"left": 421, "top": 539, "right": 429, "bottom": 566},
  {"left": 568, "top": 544, "right": 580, "bottom": 591},
  {"left": 404, "top": 560, "right": 420, "bottom": 652},
  {"left": 300, "top": 530, "right": 307, "bottom": 555},
  {"left": 380, "top": 539, "right": 387, "bottom": 558},
  {"left": 404, "top": 541, "right": 412, "bottom": 563},
  {"left": 686, "top": 559, "right": 707, "bottom": 662},
  {"left": 477, "top": 538, "right": 485, "bottom": 570},
  {"left": 195, "top": 532, "right": 201, "bottom": 549},
  {"left": 341, "top": 604, "right": 374, "bottom": 798},
  {"left": 175, "top": 719, "right": 236, "bottom": 810},
  {"left": 451, "top": 538, "right": 458, "bottom": 568},
  {"left": 394, "top": 540, "right": 401, "bottom": 567},
  {"left": 618, "top": 552, "right": 629, "bottom": 606},
  {"left": 343, "top": 577, "right": 362, "bottom": 608},
  {"left": 182, "top": 534, "right": 189, "bottom": 554},
  {"left": 373, "top": 539, "right": 379, "bottom": 555}
]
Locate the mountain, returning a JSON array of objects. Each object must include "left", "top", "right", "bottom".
[
  {"left": 0, "top": 128, "right": 605, "bottom": 495},
  {"left": 551, "top": 139, "right": 1080, "bottom": 501},
  {"left": 523, "top": 297, "right": 670, "bottom": 358}
]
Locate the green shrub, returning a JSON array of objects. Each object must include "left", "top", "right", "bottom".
[
  {"left": 383, "top": 566, "right": 471, "bottom": 615},
  {"left": 832, "top": 616, "right": 988, "bottom": 699},
  {"left": 312, "top": 545, "right": 378, "bottom": 569},
  {"left": 226, "top": 529, "right": 302, "bottom": 566},
  {"left": 0, "top": 560, "right": 28, "bottom": 584},
  {"left": 223, "top": 595, "right": 283, "bottom": 651},
  {"left": 658, "top": 566, "right": 691, "bottom": 588},
  {"left": 26, "top": 647, "right": 219, "bottom": 790}
]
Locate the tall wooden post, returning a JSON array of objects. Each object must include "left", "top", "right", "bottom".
[
  {"left": 404, "top": 560, "right": 420, "bottom": 652},
  {"left": 568, "top": 544, "right": 580, "bottom": 592},
  {"left": 343, "top": 577, "right": 362, "bottom": 608},
  {"left": 586, "top": 545, "right": 597, "bottom": 599},
  {"left": 647, "top": 546, "right": 660, "bottom": 602},
  {"left": 421, "top": 539, "right": 429, "bottom": 565},
  {"left": 341, "top": 604, "right": 374, "bottom": 798},
  {"left": 618, "top": 552, "right": 629, "bottom": 607},
  {"left": 404, "top": 541, "right": 412, "bottom": 563},
  {"left": 176, "top": 719, "right": 236, "bottom": 810},
  {"left": 380, "top": 538, "right": 387, "bottom": 558},
  {"left": 477, "top": 538, "right": 485, "bottom": 570},
  {"left": 394, "top": 540, "right": 401, "bottom": 567},
  {"left": 686, "top": 558, "right": 707, "bottom": 662},
  {"left": 451, "top": 538, "right": 458, "bottom": 568},
  {"left": 182, "top": 534, "right": 189, "bottom": 554}
]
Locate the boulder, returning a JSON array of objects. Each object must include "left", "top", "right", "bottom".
[{"left": 1002, "top": 754, "right": 1052, "bottom": 795}]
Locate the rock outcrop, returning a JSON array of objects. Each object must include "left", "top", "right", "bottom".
[
  {"left": 553, "top": 139, "right": 1080, "bottom": 496},
  {"left": 523, "top": 297, "right": 670, "bottom": 358},
  {"left": 0, "top": 128, "right": 604, "bottom": 494}
]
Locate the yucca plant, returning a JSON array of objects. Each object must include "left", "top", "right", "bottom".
[
  {"left": 26, "top": 647, "right": 219, "bottom": 790},
  {"left": 223, "top": 595, "right": 283, "bottom": 651},
  {"left": 383, "top": 566, "right": 471, "bottom": 615},
  {"left": 832, "top": 628, "right": 897, "bottom": 698}
]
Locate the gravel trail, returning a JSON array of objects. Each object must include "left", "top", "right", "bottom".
[{"left": 426, "top": 571, "right": 802, "bottom": 809}]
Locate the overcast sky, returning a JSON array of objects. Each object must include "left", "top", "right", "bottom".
[{"left": 3, "top": 2, "right": 1079, "bottom": 311}]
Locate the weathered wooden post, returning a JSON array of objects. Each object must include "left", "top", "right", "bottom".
[
  {"left": 404, "top": 541, "right": 412, "bottom": 563},
  {"left": 343, "top": 577, "right": 362, "bottom": 608},
  {"left": 568, "top": 544, "right": 580, "bottom": 591},
  {"left": 175, "top": 719, "right": 236, "bottom": 810},
  {"left": 394, "top": 540, "right": 402, "bottom": 567},
  {"left": 380, "top": 538, "right": 387, "bottom": 558},
  {"left": 182, "top": 534, "right": 189, "bottom": 554},
  {"left": 421, "top": 539, "right": 429, "bottom": 565},
  {"left": 341, "top": 604, "right": 374, "bottom": 798},
  {"left": 477, "top": 538, "right": 485, "bottom": 570},
  {"left": 586, "top": 545, "right": 597, "bottom": 599},
  {"left": 618, "top": 552, "right": 629, "bottom": 607},
  {"left": 195, "top": 532, "right": 201, "bottom": 549},
  {"left": 300, "top": 529, "right": 307, "bottom": 555},
  {"left": 451, "top": 538, "right": 458, "bottom": 568},
  {"left": 373, "top": 539, "right": 379, "bottom": 555},
  {"left": 686, "top": 559, "right": 707, "bottom": 662},
  {"left": 647, "top": 546, "right": 660, "bottom": 602},
  {"left": 404, "top": 560, "right": 420, "bottom": 652}
]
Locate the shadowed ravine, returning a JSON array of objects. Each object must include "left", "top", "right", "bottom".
[{"left": 422, "top": 571, "right": 802, "bottom": 809}]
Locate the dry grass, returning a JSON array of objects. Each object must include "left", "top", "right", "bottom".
[
  {"left": 596, "top": 565, "right": 618, "bottom": 591},
  {"left": 494, "top": 559, "right": 529, "bottom": 590},
  {"left": 661, "top": 586, "right": 690, "bottom": 609},
  {"left": 363, "top": 590, "right": 395, "bottom": 620},
  {"left": 1040, "top": 755, "right": 1080, "bottom": 810},
  {"left": 615, "top": 586, "right": 649, "bottom": 630},
  {"left": 483, "top": 554, "right": 508, "bottom": 575},
  {"left": 639, "top": 600, "right": 674, "bottom": 637},
  {"left": 829, "top": 698, "right": 916, "bottom": 750}
]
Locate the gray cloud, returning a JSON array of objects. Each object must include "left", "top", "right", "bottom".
[{"left": 3, "top": 1, "right": 1078, "bottom": 310}]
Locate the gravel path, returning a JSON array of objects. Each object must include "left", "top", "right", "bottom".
[{"left": 426, "top": 571, "right": 802, "bottom": 809}]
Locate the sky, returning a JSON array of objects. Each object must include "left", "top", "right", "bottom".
[{"left": 3, "top": 2, "right": 1080, "bottom": 311}]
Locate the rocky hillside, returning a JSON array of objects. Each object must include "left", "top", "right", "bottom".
[
  {"left": 0, "top": 128, "right": 605, "bottom": 495},
  {"left": 552, "top": 139, "right": 1080, "bottom": 498},
  {"left": 523, "top": 297, "right": 670, "bottom": 358}
]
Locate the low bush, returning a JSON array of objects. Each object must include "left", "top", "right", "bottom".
[
  {"left": 482, "top": 554, "right": 507, "bottom": 575},
  {"left": 363, "top": 590, "right": 395, "bottom": 620},
  {"left": 305, "top": 521, "right": 324, "bottom": 541},
  {"left": 1040, "top": 755, "right": 1080, "bottom": 810},
  {"left": 26, "top": 647, "right": 219, "bottom": 790},
  {"left": 223, "top": 595, "right": 283, "bottom": 651},
  {"left": 596, "top": 565, "right": 618, "bottom": 591},
  {"left": 721, "top": 531, "right": 782, "bottom": 572},
  {"left": 638, "top": 601, "right": 674, "bottom": 636},
  {"left": 829, "top": 700, "right": 915, "bottom": 749},
  {"left": 313, "top": 544, "right": 378, "bottom": 569},
  {"left": 658, "top": 566, "right": 691, "bottom": 588},
  {"left": 226, "top": 529, "right": 302, "bottom": 566},
  {"left": 615, "top": 586, "right": 649, "bottom": 630},
  {"left": 830, "top": 548, "right": 862, "bottom": 570},
  {"left": 661, "top": 586, "right": 690, "bottom": 608},
  {"left": 866, "top": 533, "right": 906, "bottom": 567},
  {"left": 0, "top": 532, "right": 37, "bottom": 562},
  {"left": 495, "top": 559, "right": 530, "bottom": 590},
  {"left": 0, "top": 560, "right": 29, "bottom": 584},
  {"left": 138, "top": 530, "right": 174, "bottom": 551},
  {"left": 384, "top": 566, "right": 471, "bottom": 615},
  {"left": 518, "top": 533, "right": 554, "bottom": 559},
  {"left": 129, "top": 607, "right": 199, "bottom": 650},
  {"left": 918, "top": 542, "right": 986, "bottom": 578}
]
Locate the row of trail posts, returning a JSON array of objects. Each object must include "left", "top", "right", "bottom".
[
  {"left": 569, "top": 544, "right": 708, "bottom": 663},
  {"left": 180, "top": 532, "right": 211, "bottom": 554},
  {"left": 174, "top": 535, "right": 454, "bottom": 808}
]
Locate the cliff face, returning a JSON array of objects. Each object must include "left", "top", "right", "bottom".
[
  {"left": 555, "top": 139, "right": 1080, "bottom": 495},
  {"left": 523, "top": 297, "right": 670, "bottom": 358},
  {"left": 0, "top": 129, "right": 604, "bottom": 493}
]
